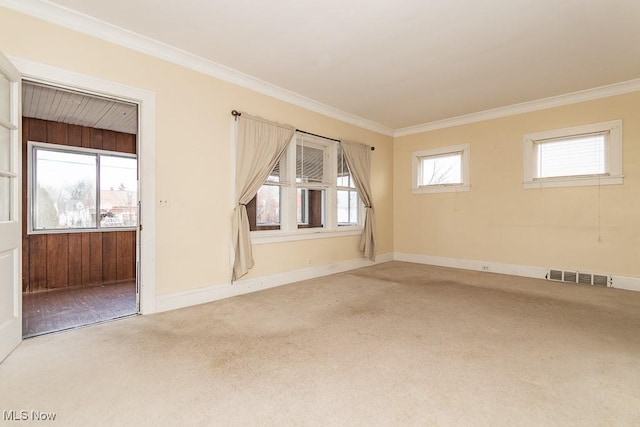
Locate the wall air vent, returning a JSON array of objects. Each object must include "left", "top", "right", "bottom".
[
  {"left": 547, "top": 269, "right": 611, "bottom": 287},
  {"left": 549, "top": 270, "right": 563, "bottom": 281},
  {"left": 578, "top": 273, "right": 592, "bottom": 285},
  {"left": 593, "top": 274, "right": 609, "bottom": 287}
]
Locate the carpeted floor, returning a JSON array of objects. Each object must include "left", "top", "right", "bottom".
[{"left": 1, "top": 261, "right": 639, "bottom": 426}]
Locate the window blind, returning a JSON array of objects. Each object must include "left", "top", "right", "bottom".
[
  {"left": 535, "top": 131, "right": 607, "bottom": 179},
  {"left": 296, "top": 141, "right": 325, "bottom": 184}
]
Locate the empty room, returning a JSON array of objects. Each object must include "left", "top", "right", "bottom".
[{"left": 0, "top": 1, "right": 639, "bottom": 425}]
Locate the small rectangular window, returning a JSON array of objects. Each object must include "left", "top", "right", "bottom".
[
  {"left": 419, "top": 152, "right": 462, "bottom": 186},
  {"left": 535, "top": 132, "right": 606, "bottom": 179},
  {"left": 412, "top": 143, "right": 470, "bottom": 194},
  {"left": 524, "top": 120, "right": 622, "bottom": 189}
]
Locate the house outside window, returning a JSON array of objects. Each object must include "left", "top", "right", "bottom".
[{"left": 29, "top": 141, "right": 138, "bottom": 233}]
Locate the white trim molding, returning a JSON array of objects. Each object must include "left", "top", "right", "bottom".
[
  {"left": 12, "top": 57, "right": 159, "bottom": 315},
  {"left": 522, "top": 119, "right": 623, "bottom": 190},
  {"left": 156, "top": 253, "right": 393, "bottom": 313},
  {"left": 395, "top": 79, "right": 640, "bottom": 137},
  {"left": 3, "top": 1, "right": 640, "bottom": 138},
  {"left": 393, "top": 252, "right": 640, "bottom": 293},
  {"left": 412, "top": 143, "right": 471, "bottom": 194},
  {"left": 0, "top": 0, "right": 394, "bottom": 137}
]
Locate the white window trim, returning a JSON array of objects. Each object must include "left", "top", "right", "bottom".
[
  {"left": 412, "top": 143, "right": 471, "bottom": 194},
  {"left": 27, "top": 141, "right": 138, "bottom": 235},
  {"left": 523, "top": 120, "right": 623, "bottom": 189},
  {"left": 250, "top": 132, "right": 364, "bottom": 243}
]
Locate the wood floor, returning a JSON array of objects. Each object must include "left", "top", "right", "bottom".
[{"left": 22, "top": 281, "right": 137, "bottom": 338}]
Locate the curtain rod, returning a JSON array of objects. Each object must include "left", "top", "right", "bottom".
[{"left": 231, "top": 110, "right": 374, "bottom": 151}]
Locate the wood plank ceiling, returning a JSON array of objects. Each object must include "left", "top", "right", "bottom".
[{"left": 22, "top": 82, "right": 138, "bottom": 135}]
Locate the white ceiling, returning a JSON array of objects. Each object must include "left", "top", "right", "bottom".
[
  {"left": 10, "top": 0, "right": 640, "bottom": 132},
  {"left": 23, "top": 82, "right": 138, "bottom": 134}
]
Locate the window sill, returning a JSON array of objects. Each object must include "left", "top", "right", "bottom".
[
  {"left": 523, "top": 175, "right": 623, "bottom": 189},
  {"left": 412, "top": 184, "right": 470, "bottom": 194},
  {"left": 251, "top": 228, "right": 363, "bottom": 245},
  {"left": 28, "top": 227, "right": 138, "bottom": 235}
]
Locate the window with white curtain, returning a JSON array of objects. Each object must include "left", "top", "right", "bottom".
[
  {"left": 247, "top": 132, "right": 363, "bottom": 239},
  {"left": 523, "top": 120, "right": 623, "bottom": 189},
  {"left": 337, "top": 145, "right": 359, "bottom": 225}
]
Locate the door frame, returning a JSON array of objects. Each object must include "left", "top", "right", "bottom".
[{"left": 13, "top": 57, "right": 157, "bottom": 314}]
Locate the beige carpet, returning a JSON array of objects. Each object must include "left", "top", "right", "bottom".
[{"left": 1, "top": 261, "right": 639, "bottom": 426}]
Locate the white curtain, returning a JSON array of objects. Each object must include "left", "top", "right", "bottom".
[
  {"left": 232, "top": 114, "right": 295, "bottom": 281},
  {"left": 340, "top": 141, "right": 376, "bottom": 261}
]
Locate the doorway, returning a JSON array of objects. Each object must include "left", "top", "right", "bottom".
[{"left": 21, "top": 81, "right": 139, "bottom": 337}]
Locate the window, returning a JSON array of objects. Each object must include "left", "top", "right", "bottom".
[
  {"left": 247, "top": 132, "right": 362, "bottom": 240},
  {"left": 412, "top": 143, "right": 470, "bottom": 194},
  {"left": 29, "top": 142, "right": 138, "bottom": 233},
  {"left": 337, "top": 145, "right": 359, "bottom": 225},
  {"left": 523, "top": 120, "right": 623, "bottom": 189},
  {"left": 296, "top": 137, "right": 327, "bottom": 229}
]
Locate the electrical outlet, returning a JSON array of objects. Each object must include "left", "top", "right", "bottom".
[
  {"left": 481, "top": 265, "right": 490, "bottom": 271},
  {"left": 159, "top": 199, "right": 170, "bottom": 207}
]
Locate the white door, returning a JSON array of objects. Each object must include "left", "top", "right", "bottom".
[{"left": 0, "top": 51, "right": 22, "bottom": 363}]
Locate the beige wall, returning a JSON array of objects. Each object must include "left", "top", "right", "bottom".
[
  {"left": 0, "top": 8, "right": 394, "bottom": 295},
  {"left": 394, "top": 92, "right": 640, "bottom": 277}
]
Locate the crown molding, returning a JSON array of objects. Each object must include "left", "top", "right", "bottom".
[
  {"left": 3, "top": 0, "right": 639, "bottom": 139},
  {"left": 0, "top": 0, "right": 395, "bottom": 137},
  {"left": 394, "top": 78, "right": 640, "bottom": 137}
]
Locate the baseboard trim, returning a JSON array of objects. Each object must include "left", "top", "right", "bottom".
[
  {"left": 156, "top": 253, "right": 394, "bottom": 313},
  {"left": 393, "top": 252, "right": 640, "bottom": 292}
]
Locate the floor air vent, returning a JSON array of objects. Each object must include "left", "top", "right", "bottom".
[
  {"left": 593, "top": 274, "right": 609, "bottom": 287},
  {"left": 563, "top": 271, "right": 577, "bottom": 283},
  {"left": 549, "top": 270, "right": 563, "bottom": 281},
  {"left": 547, "top": 269, "right": 611, "bottom": 287}
]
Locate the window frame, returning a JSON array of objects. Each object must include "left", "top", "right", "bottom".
[
  {"left": 412, "top": 143, "right": 471, "bottom": 194},
  {"left": 250, "top": 132, "right": 364, "bottom": 244},
  {"left": 523, "top": 120, "right": 623, "bottom": 189},
  {"left": 27, "top": 141, "right": 138, "bottom": 235}
]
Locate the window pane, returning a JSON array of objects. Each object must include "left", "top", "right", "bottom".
[
  {"left": 297, "top": 144, "right": 324, "bottom": 183},
  {"left": 338, "top": 189, "right": 359, "bottom": 225},
  {"left": 349, "top": 191, "right": 359, "bottom": 224},
  {"left": 100, "top": 155, "right": 138, "bottom": 227},
  {"left": 536, "top": 134, "right": 606, "bottom": 178},
  {"left": 0, "top": 126, "right": 9, "bottom": 171},
  {"left": 266, "top": 155, "right": 287, "bottom": 184},
  {"left": 34, "top": 149, "right": 96, "bottom": 230},
  {"left": 420, "top": 152, "right": 462, "bottom": 185},
  {"left": 297, "top": 188, "right": 307, "bottom": 224},
  {"left": 0, "top": 176, "right": 9, "bottom": 221},
  {"left": 337, "top": 147, "right": 355, "bottom": 188},
  {"left": 256, "top": 185, "right": 280, "bottom": 225},
  {"left": 298, "top": 188, "right": 324, "bottom": 228}
]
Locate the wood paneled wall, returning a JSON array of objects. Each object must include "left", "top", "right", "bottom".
[{"left": 22, "top": 118, "right": 137, "bottom": 293}]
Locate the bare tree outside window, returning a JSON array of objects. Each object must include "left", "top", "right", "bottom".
[{"left": 420, "top": 152, "right": 462, "bottom": 186}]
